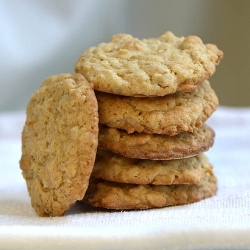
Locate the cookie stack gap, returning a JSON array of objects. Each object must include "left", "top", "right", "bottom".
[{"left": 75, "top": 31, "right": 223, "bottom": 210}]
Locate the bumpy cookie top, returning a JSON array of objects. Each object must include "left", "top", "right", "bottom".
[
  {"left": 20, "top": 73, "right": 99, "bottom": 216},
  {"left": 75, "top": 31, "right": 223, "bottom": 96}
]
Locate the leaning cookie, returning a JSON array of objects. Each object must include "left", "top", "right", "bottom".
[
  {"left": 97, "top": 80, "right": 218, "bottom": 135},
  {"left": 92, "top": 150, "right": 213, "bottom": 185},
  {"left": 20, "top": 73, "right": 99, "bottom": 217},
  {"left": 75, "top": 31, "right": 223, "bottom": 97},
  {"left": 83, "top": 174, "right": 217, "bottom": 210},
  {"left": 98, "top": 124, "right": 215, "bottom": 160}
]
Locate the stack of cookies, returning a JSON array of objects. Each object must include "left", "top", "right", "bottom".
[
  {"left": 20, "top": 31, "right": 223, "bottom": 216},
  {"left": 75, "top": 31, "right": 223, "bottom": 210}
]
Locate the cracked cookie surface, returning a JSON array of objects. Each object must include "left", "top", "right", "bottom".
[
  {"left": 92, "top": 150, "right": 213, "bottom": 185},
  {"left": 84, "top": 174, "right": 217, "bottom": 210},
  {"left": 75, "top": 31, "right": 223, "bottom": 97},
  {"left": 97, "top": 80, "right": 218, "bottom": 135},
  {"left": 98, "top": 124, "right": 215, "bottom": 160},
  {"left": 20, "top": 73, "right": 99, "bottom": 216}
]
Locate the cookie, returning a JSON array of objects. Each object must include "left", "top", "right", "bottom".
[
  {"left": 98, "top": 124, "right": 215, "bottom": 160},
  {"left": 97, "top": 80, "right": 218, "bottom": 135},
  {"left": 75, "top": 31, "right": 223, "bottom": 97},
  {"left": 84, "top": 174, "right": 217, "bottom": 210},
  {"left": 19, "top": 73, "right": 99, "bottom": 217},
  {"left": 92, "top": 150, "right": 213, "bottom": 185}
]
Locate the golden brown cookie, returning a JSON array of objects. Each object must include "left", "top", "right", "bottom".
[
  {"left": 20, "top": 73, "right": 99, "bottom": 217},
  {"left": 98, "top": 124, "right": 215, "bottom": 160},
  {"left": 75, "top": 32, "right": 223, "bottom": 97},
  {"left": 92, "top": 150, "right": 213, "bottom": 185},
  {"left": 84, "top": 174, "right": 217, "bottom": 210},
  {"left": 97, "top": 80, "right": 218, "bottom": 135}
]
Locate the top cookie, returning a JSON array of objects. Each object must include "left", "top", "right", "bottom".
[
  {"left": 20, "top": 73, "right": 99, "bottom": 216},
  {"left": 75, "top": 31, "right": 223, "bottom": 96}
]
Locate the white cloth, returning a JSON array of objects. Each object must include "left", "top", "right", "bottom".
[{"left": 0, "top": 106, "right": 250, "bottom": 250}]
